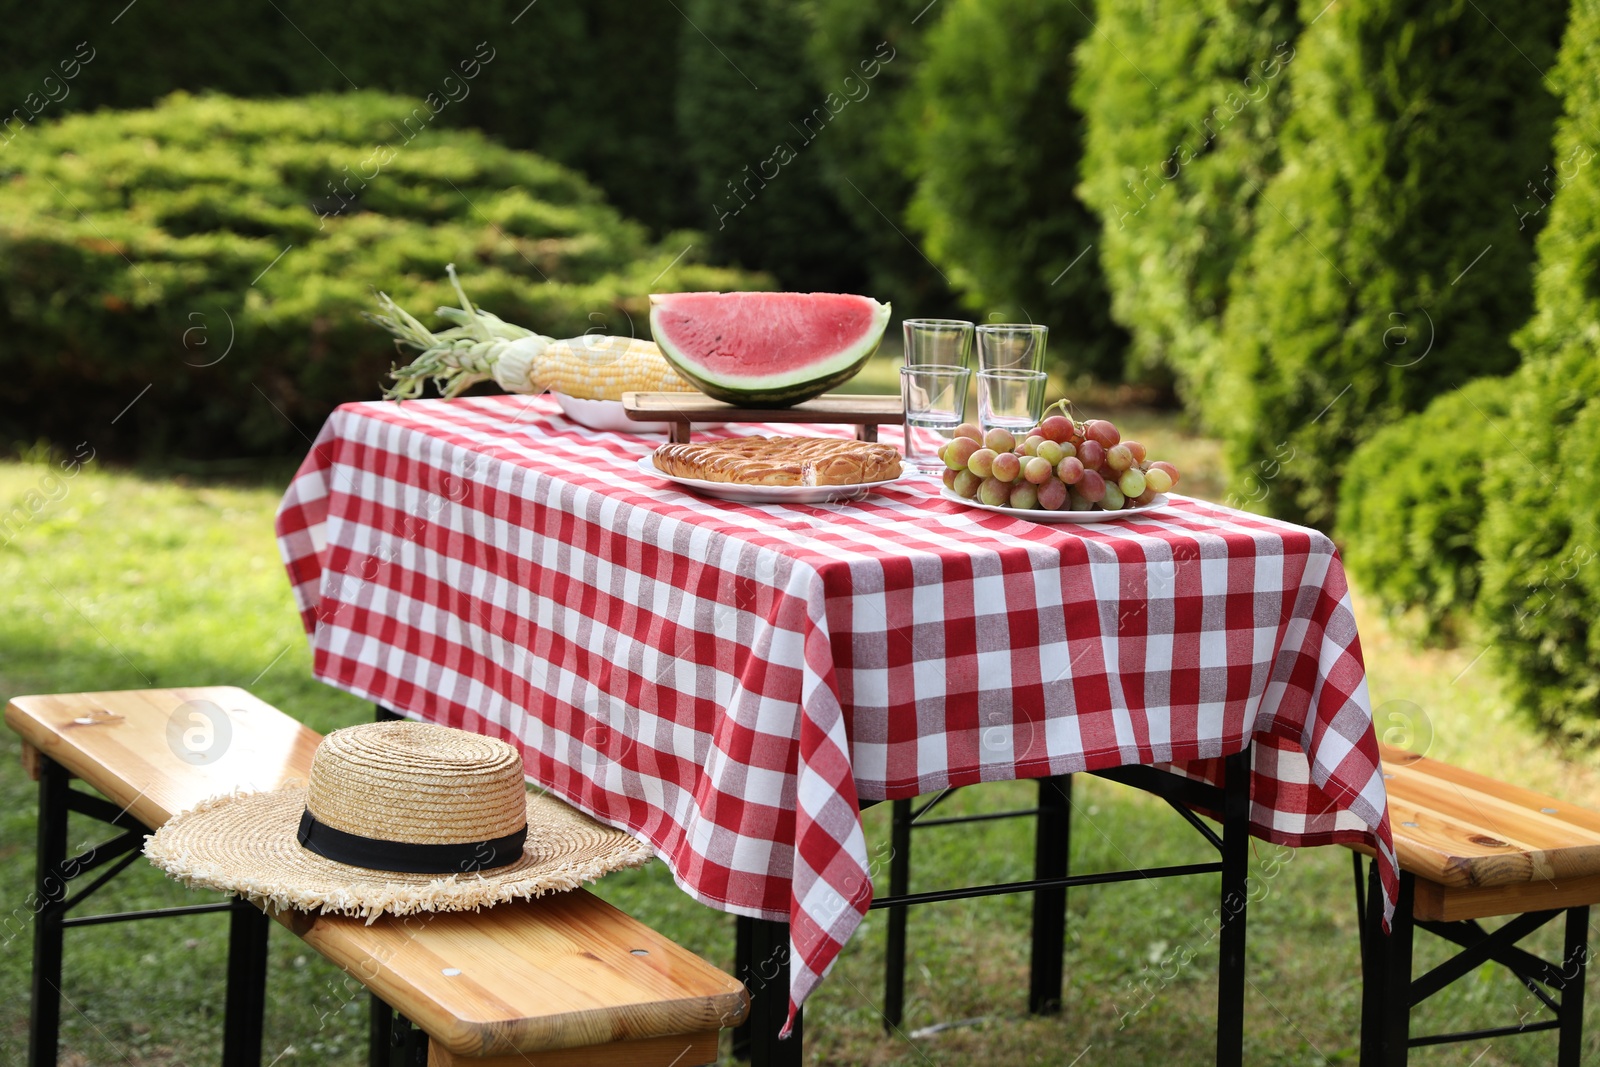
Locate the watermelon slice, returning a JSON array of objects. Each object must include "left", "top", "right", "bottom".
[{"left": 649, "top": 291, "right": 891, "bottom": 407}]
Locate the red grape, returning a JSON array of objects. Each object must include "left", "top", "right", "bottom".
[
  {"left": 1125, "top": 440, "right": 1147, "bottom": 464},
  {"left": 953, "top": 470, "right": 982, "bottom": 498},
  {"left": 1039, "top": 415, "right": 1074, "bottom": 443},
  {"left": 955, "top": 423, "right": 983, "bottom": 444},
  {"left": 1078, "top": 440, "right": 1106, "bottom": 469},
  {"left": 1009, "top": 482, "right": 1039, "bottom": 510},
  {"left": 1037, "top": 478, "right": 1068, "bottom": 510},
  {"left": 942, "top": 467, "right": 958, "bottom": 490},
  {"left": 1056, "top": 456, "right": 1084, "bottom": 484},
  {"left": 978, "top": 476, "right": 1009, "bottom": 507},
  {"left": 984, "top": 427, "right": 1016, "bottom": 452},
  {"left": 1144, "top": 466, "right": 1174, "bottom": 494},
  {"left": 944, "top": 437, "right": 979, "bottom": 471},
  {"left": 967, "top": 448, "right": 997, "bottom": 479},
  {"left": 1079, "top": 469, "right": 1107, "bottom": 503},
  {"left": 1102, "top": 482, "right": 1126, "bottom": 510},
  {"left": 992, "top": 452, "right": 1022, "bottom": 483},
  {"left": 1085, "top": 420, "right": 1120, "bottom": 447},
  {"left": 1105, "top": 444, "right": 1133, "bottom": 473}
]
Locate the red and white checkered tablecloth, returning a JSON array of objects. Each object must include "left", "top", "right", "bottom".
[{"left": 275, "top": 394, "right": 1398, "bottom": 1032}]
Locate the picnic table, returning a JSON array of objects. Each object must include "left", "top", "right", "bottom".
[{"left": 276, "top": 394, "right": 1399, "bottom": 1058}]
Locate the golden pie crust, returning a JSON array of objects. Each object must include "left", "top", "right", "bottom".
[{"left": 652, "top": 436, "right": 903, "bottom": 487}]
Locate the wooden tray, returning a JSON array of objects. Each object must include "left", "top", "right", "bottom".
[{"left": 621, "top": 392, "right": 903, "bottom": 444}]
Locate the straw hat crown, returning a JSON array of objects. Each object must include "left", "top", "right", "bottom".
[{"left": 306, "top": 721, "right": 526, "bottom": 845}]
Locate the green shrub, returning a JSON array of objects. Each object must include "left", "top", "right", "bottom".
[
  {"left": 803, "top": 0, "right": 957, "bottom": 314},
  {"left": 908, "top": 0, "right": 1127, "bottom": 380},
  {"left": 1336, "top": 375, "right": 1509, "bottom": 640},
  {"left": 0, "top": 1, "right": 692, "bottom": 233},
  {"left": 1073, "top": 0, "right": 1298, "bottom": 397},
  {"left": 674, "top": 0, "right": 869, "bottom": 290},
  {"left": 0, "top": 92, "right": 761, "bottom": 459},
  {"left": 1476, "top": 0, "right": 1600, "bottom": 739},
  {"left": 1215, "top": 0, "right": 1567, "bottom": 528}
]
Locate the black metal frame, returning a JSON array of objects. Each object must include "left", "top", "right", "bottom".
[
  {"left": 731, "top": 748, "right": 1254, "bottom": 1067},
  {"left": 1355, "top": 855, "right": 1590, "bottom": 1065},
  {"left": 26, "top": 754, "right": 271, "bottom": 1067}
]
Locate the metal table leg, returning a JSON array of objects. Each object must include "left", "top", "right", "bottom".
[
  {"left": 1029, "top": 774, "right": 1071, "bottom": 1015},
  {"left": 882, "top": 798, "right": 913, "bottom": 1030},
  {"left": 1215, "top": 747, "right": 1252, "bottom": 1067},
  {"left": 28, "top": 755, "right": 70, "bottom": 1067},
  {"left": 742, "top": 917, "right": 801, "bottom": 1067}
]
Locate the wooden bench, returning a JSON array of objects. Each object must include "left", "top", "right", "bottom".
[
  {"left": 1353, "top": 743, "right": 1600, "bottom": 1065},
  {"left": 5, "top": 687, "right": 748, "bottom": 1067}
]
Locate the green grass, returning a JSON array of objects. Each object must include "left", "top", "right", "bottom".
[{"left": 2, "top": 419, "right": 1597, "bottom": 1065}]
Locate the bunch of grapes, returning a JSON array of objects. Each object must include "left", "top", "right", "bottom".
[{"left": 939, "top": 411, "right": 1181, "bottom": 512}]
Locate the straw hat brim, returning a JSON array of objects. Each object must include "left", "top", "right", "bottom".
[{"left": 144, "top": 786, "right": 652, "bottom": 922}]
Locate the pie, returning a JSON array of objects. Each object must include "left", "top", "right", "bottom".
[{"left": 652, "top": 436, "right": 902, "bottom": 487}]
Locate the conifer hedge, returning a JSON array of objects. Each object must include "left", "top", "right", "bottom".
[
  {"left": 1476, "top": 0, "right": 1600, "bottom": 738},
  {"left": 908, "top": 0, "right": 1127, "bottom": 380},
  {"left": 1073, "top": 0, "right": 1298, "bottom": 396},
  {"left": 1215, "top": 0, "right": 1567, "bottom": 527},
  {"left": 0, "top": 93, "right": 758, "bottom": 458}
]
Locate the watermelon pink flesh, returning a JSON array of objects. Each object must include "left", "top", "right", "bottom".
[{"left": 649, "top": 291, "right": 891, "bottom": 407}]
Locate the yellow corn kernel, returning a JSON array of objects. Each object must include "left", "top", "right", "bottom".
[{"left": 534, "top": 336, "right": 691, "bottom": 401}]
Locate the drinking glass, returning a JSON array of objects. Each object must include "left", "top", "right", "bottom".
[
  {"left": 976, "top": 323, "right": 1048, "bottom": 374},
  {"left": 900, "top": 365, "right": 971, "bottom": 474},
  {"left": 977, "top": 369, "right": 1046, "bottom": 433},
  {"left": 902, "top": 318, "right": 975, "bottom": 369}
]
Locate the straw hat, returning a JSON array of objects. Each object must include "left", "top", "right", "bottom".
[{"left": 145, "top": 720, "right": 651, "bottom": 920}]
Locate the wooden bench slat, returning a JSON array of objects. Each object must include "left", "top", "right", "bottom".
[
  {"left": 428, "top": 1031, "right": 720, "bottom": 1067},
  {"left": 5, "top": 687, "right": 747, "bottom": 1059},
  {"left": 1380, "top": 745, "right": 1600, "bottom": 890}
]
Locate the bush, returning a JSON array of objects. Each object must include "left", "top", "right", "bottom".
[
  {"left": 908, "top": 0, "right": 1127, "bottom": 380},
  {"left": 0, "top": 1, "right": 693, "bottom": 234},
  {"left": 1214, "top": 0, "right": 1567, "bottom": 528},
  {"left": 1073, "top": 0, "right": 1298, "bottom": 397},
  {"left": 1336, "top": 375, "right": 1510, "bottom": 640},
  {"left": 674, "top": 0, "right": 869, "bottom": 291},
  {"left": 0, "top": 92, "right": 761, "bottom": 459},
  {"left": 803, "top": 0, "right": 957, "bottom": 315},
  {"left": 1476, "top": 0, "right": 1600, "bottom": 739}
]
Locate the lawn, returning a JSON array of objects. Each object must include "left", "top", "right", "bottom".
[{"left": 2, "top": 398, "right": 1597, "bottom": 1066}]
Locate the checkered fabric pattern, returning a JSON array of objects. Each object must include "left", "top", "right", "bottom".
[{"left": 276, "top": 395, "right": 1398, "bottom": 1034}]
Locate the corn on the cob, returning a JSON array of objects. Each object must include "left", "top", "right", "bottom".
[
  {"left": 530, "top": 336, "right": 689, "bottom": 400},
  {"left": 370, "top": 266, "right": 691, "bottom": 402}
]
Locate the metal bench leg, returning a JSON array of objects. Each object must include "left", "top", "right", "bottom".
[
  {"left": 1215, "top": 747, "right": 1251, "bottom": 1067},
  {"left": 28, "top": 755, "right": 70, "bottom": 1067},
  {"left": 883, "top": 798, "right": 913, "bottom": 1030},
  {"left": 370, "top": 996, "right": 428, "bottom": 1067},
  {"left": 1559, "top": 906, "right": 1588, "bottom": 1067},
  {"left": 222, "top": 896, "right": 270, "bottom": 1066},
  {"left": 1029, "top": 774, "right": 1071, "bottom": 1015}
]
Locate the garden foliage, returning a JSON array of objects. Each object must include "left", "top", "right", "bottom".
[
  {"left": 803, "top": 0, "right": 956, "bottom": 315},
  {"left": 0, "top": 1, "right": 692, "bottom": 232},
  {"left": 1215, "top": 0, "right": 1567, "bottom": 527},
  {"left": 1336, "top": 375, "right": 1509, "bottom": 641},
  {"left": 908, "top": 0, "right": 1127, "bottom": 381},
  {"left": 0, "top": 92, "right": 759, "bottom": 458},
  {"left": 674, "top": 0, "right": 871, "bottom": 291},
  {"left": 1475, "top": 0, "right": 1600, "bottom": 739},
  {"left": 1073, "top": 0, "right": 1299, "bottom": 397}
]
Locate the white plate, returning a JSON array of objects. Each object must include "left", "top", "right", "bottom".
[
  {"left": 940, "top": 487, "right": 1170, "bottom": 523},
  {"left": 556, "top": 393, "right": 671, "bottom": 433},
  {"left": 637, "top": 455, "right": 908, "bottom": 504}
]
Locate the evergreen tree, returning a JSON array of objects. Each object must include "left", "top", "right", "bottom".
[
  {"left": 1073, "top": 0, "right": 1299, "bottom": 396},
  {"left": 1476, "top": 0, "right": 1600, "bottom": 738},
  {"left": 675, "top": 0, "right": 869, "bottom": 290},
  {"left": 908, "top": 0, "right": 1127, "bottom": 380},
  {"left": 804, "top": 0, "right": 958, "bottom": 315},
  {"left": 1216, "top": 0, "right": 1566, "bottom": 527}
]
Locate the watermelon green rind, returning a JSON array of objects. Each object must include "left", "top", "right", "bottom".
[{"left": 649, "top": 292, "right": 891, "bottom": 407}]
